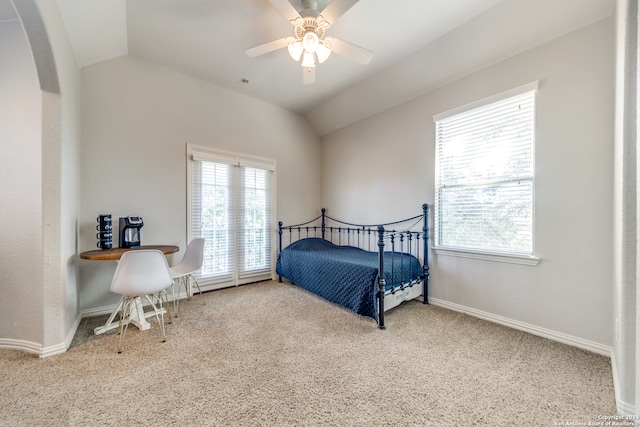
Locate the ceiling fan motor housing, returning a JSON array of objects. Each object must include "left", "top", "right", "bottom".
[{"left": 294, "top": 17, "right": 326, "bottom": 40}]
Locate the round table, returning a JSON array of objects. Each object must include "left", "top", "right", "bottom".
[
  {"left": 80, "top": 244, "right": 180, "bottom": 335},
  {"left": 80, "top": 245, "right": 180, "bottom": 260}
]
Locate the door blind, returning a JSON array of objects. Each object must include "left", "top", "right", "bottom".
[{"left": 189, "top": 147, "right": 274, "bottom": 288}]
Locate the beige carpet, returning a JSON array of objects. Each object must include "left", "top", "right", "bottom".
[{"left": 0, "top": 280, "right": 616, "bottom": 426}]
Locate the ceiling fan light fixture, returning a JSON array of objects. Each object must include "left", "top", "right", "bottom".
[
  {"left": 301, "top": 51, "right": 316, "bottom": 68},
  {"left": 246, "top": 0, "right": 373, "bottom": 84},
  {"left": 316, "top": 42, "right": 331, "bottom": 64},
  {"left": 287, "top": 39, "right": 303, "bottom": 61},
  {"left": 302, "top": 31, "right": 319, "bottom": 53}
]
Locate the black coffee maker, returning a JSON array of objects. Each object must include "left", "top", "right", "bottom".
[{"left": 119, "top": 216, "right": 144, "bottom": 248}]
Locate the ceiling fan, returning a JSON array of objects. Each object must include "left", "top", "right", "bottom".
[{"left": 245, "top": 0, "right": 373, "bottom": 84}]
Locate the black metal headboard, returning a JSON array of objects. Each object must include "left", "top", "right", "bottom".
[
  {"left": 278, "top": 204, "right": 430, "bottom": 280},
  {"left": 279, "top": 204, "right": 429, "bottom": 253}
]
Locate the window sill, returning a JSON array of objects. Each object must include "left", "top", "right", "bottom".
[{"left": 433, "top": 246, "right": 540, "bottom": 266}]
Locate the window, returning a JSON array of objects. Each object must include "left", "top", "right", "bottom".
[
  {"left": 189, "top": 146, "right": 275, "bottom": 289},
  {"left": 433, "top": 82, "right": 538, "bottom": 264}
]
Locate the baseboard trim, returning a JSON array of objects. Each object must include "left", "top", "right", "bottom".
[
  {"left": 0, "top": 314, "right": 84, "bottom": 358},
  {"left": 2, "top": 292, "right": 202, "bottom": 358},
  {"left": 610, "top": 349, "right": 636, "bottom": 416},
  {"left": 68, "top": 313, "right": 82, "bottom": 346},
  {"left": 80, "top": 304, "right": 118, "bottom": 318},
  {"left": 0, "top": 338, "right": 43, "bottom": 356},
  {"left": 429, "top": 297, "right": 612, "bottom": 357},
  {"left": 40, "top": 341, "right": 67, "bottom": 358}
]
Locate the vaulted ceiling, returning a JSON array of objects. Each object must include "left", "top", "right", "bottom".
[{"left": 6, "top": 0, "right": 616, "bottom": 135}]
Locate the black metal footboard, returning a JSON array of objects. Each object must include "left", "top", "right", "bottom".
[
  {"left": 277, "top": 204, "right": 430, "bottom": 329},
  {"left": 376, "top": 204, "right": 430, "bottom": 329}
]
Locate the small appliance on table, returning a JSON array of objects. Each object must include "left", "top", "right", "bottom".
[{"left": 119, "top": 216, "right": 143, "bottom": 248}]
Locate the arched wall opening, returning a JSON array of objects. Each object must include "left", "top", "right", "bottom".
[{"left": 0, "top": 0, "right": 66, "bottom": 355}]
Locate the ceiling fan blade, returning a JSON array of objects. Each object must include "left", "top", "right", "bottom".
[
  {"left": 319, "top": 0, "right": 360, "bottom": 26},
  {"left": 326, "top": 37, "right": 373, "bottom": 64},
  {"left": 245, "top": 38, "right": 290, "bottom": 58},
  {"left": 303, "top": 66, "right": 316, "bottom": 84},
  {"left": 270, "top": 0, "right": 301, "bottom": 24}
]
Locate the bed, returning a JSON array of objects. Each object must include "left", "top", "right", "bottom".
[{"left": 276, "top": 204, "right": 430, "bottom": 329}]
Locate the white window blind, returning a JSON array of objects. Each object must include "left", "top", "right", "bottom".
[
  {"left": 189, "top": 146, "right": 274, "bottom": 288},
  {"left": 434, "top": 83, "right": 537, "bottom": 256}
]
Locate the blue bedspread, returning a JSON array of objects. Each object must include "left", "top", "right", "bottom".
[{"left": 275, "top": 238, "right": 423, "bottom": 320}]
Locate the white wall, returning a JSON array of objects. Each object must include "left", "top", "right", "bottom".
[
  {"left": 322, "top": 18, "right": 614, "bottom": 349},
  {"left": 0, "top": 17, "right": 44, "bottom": 345},
  {"left": 0, "top": 0, "right": 81, "bottom": 355},
  {"left": 35, "top": 0, "right": 82, "bottom": 351},
  {"left": 79, "top": 55, "right": 322, "bottom": 311},
  {"left": 613, "top": 0, "right": 637, "bottom": 416}
]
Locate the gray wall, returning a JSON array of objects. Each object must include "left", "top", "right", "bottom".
[
  {"left": 322, "top": 18, "right": 614, "bottom": 352},
  {"left": 613, "top": 0, "right": 637, "bottom": 416},
  {"left": 36, "top": 0, "right": 82, "bottom": 352},
  {"left": 0, "top": 0, "right": 81, "bottom": 354},
  {"left": 0, "top": 15, "right": 44, "bottom": 346},
  {"left": 79, "top": 55, "right": 323, "bottom": 312}
]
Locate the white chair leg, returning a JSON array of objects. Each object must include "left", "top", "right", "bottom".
[
  {"left": 173, "top": 277, "right": 183, "bottom": 317},
  {"left": 184, "top": 275, "right": 191, "bottom": 300},
  {"left": 145, "top": 294, "right": 166, "bottom": 343},
  {"left": 117, "top": 297, "right": 135, "bottom": 353},
  {"left": 159, "top": 290, "right": 172, "bottom": 324},
  {"left": 173, "top": 274, "right": 203, "bottom": 316},
  {"left": 102, "top": 297, "right": 125, "bottom": 332},
  {"left": 188, "top": 275, "right": 205, "bottom": 305},
  {"left": 157, "top": 296, "right": 166, "bottom": 342},
  {"left": 190, "top": 275, "right": 204, "bottom": 297}
]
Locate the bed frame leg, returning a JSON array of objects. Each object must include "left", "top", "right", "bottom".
[
  {"left": 422, "top": 203, "right": 430, "bottom": 305},
  {"left": 377, "top": 292, "right": 386, "bottom": 329},
  {"left": 277, "top": 222, "right": 283, "bottom": 284},
  {"left": 423, "top": 279, "right": 428, "bottom": 304},
  {"left": 377, "top": 225, "right": 386, "bottom": 329},
  {"left": 377, "top": 282, "right": 386, "bottom": 330}
]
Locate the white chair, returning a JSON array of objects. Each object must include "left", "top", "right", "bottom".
[
  {"left": 170, "top": 237, "right": 205, "bottom": 316},
  {"left": 109, "top": 250, "right": 173, "bottom": 353}
]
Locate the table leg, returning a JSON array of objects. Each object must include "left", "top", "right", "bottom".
[
  {"left": 129, "top": 297, "right": 151, "bottom": 330},
  {"left": 94, "top": 297, "right": 165, "bottom": 335}
]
